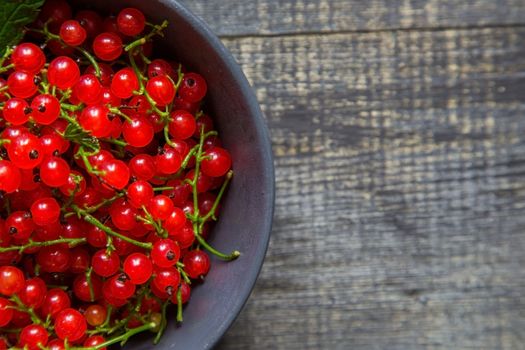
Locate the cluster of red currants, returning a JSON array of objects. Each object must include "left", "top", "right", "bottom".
[{"left": 0, "top": 1, "right": 238, "bottom": 349}]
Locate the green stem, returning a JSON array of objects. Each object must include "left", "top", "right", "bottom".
[
  {"left": 72, "top": 205, "right": 153, "bottom": 250},
  {"left": 153, "top": 301, "right": 169, "bottom": 344},
  {"left": 0, "top": 237, "right": 86, "bottom": 253},
  {"left": 176, "top": 287, "right": 183, "bottom": 322},
  {"left": 193, "top": 222, "right": 240, "bottom": 260},
  {"left": 0, "top": 63, "right": 14, "bottom": 74},
  {"left": 124, "top": 20, "right": 168, "bottom": 52},
  {"left": 109, "top": 107, "right": 133, "bottom": 123},
  {"left": 199, "top": 170, "right": 233, "bottom": 226},
  {"left": 70, "top": 322, "right": 156, "bottom": 350},
  {"left": 10, "top": 295, "right": 44, "bottom": 326}
]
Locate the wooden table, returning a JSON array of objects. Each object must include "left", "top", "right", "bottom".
[{"left": 180, "top": 1, "right": 525, "bottom": 349}]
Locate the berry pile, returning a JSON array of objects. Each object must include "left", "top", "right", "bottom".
[{"left": 0, "top": 1, "right": 239, "bottom": 349}]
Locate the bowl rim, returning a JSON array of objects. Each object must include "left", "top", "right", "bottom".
[{"left": 168, "top": 0, "right": 275, "bottom": 347}]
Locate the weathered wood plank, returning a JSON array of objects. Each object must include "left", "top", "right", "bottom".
[
  {"left": 213, "top": 27, "right": 525, "bottom": 349},
  {"left": 180, "top": 0, "right": 525, "bottom": 36}
]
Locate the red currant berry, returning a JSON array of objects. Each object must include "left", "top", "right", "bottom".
[
  {"left": 178, "top": 72, "right": 207, "bottom": 103},
  {"left": 146, "top": 75, "right": 175, "bottom": 106},
  {"left": 59, "top": 20, "right": 87, "bottom": 46},
  {"left": 201, "top": 147, "right": 232, "bottom": 177},
  {"left": 117, "top": 8, "right": 146, "bottom": 36},
  {"left": 8, "top": 132, "right": 43, "bottom": 170},
  {"left": 121, "top": 115, "right": 154, "bottom": 148},
  {"left": 100, "top": 159, "right": 130, "bottom": 190},
  {"left": 11, "top": 43, "right": 46, "bottom": 74},
  {"left": 19, "top": 324, "right": 48, "bottom": 350},
  {"left": 39, "top": 156, "right": 70, "bottom": 187},
  {"left": 109, "top": 198, "right": 138, "bottom": 231},
  {"left": 129, "top": 154, "right": 156, "bottom": 180},
  {"left": 152, "top": 266, "right": 180, "bottom": 296},
  {"left": 78, "top": 104, "right": 112, "bottom": 138},
  {"left": 36, "top": 246, "right": 70, "bottom": 273},
  {"left": 183, "top": 250, "right": 211, "bottom": 278},
  {"left": 151, "top": 239, "right": 180, "bottom": 268},
  {"left": 54, "top": 308, "right": 87, "bottom": 342},
  {"left": 168, "top": 110, "right": 196, "bottom": 140},
  {"left": 106, "top": 273, "right": 136, "bottom": 299},
  {"left": 148, "top": 195, "right": 174, "bottom": 221},
  {"left": 2, "top": 98, "right": 30, "bottom": 125},
  {"left": 5, "top": 211, "right": 35, "bottom": 242},
  {"left": 0, "top": 266, "right": 25, "bottom": 296},
  {"left": 84, "top": 304, "right": 107, "bottom": 327},
  {"left": 73, "top": 74, "right": 102, "bottom": 105},
  {"left": 31, "top": 94, "right": 61, "bottom": 125},
  {"left": 127, "top": 180, "right": 154, "bottom": 208},
  {"left": 59, "top": 171, "right": 86, "bottom": 197},
  {"left": 155, "top": 146, "right": 182, "bottom": 175},
  {"left": 73, "top": 274, "right": 102, "bottom": 302},
  {"left": 68, "top": 247, "right": 91, "bottom": 274},
  {"left": 92, "top": 249, "right": 120, "bottom": 277},
  {"left": 0, "top": 297, "right": 13, "bottom": 327},
  {"left": 111, "top": 67, "right": 139, "bottom": 99},
  {"left": 164, "top": 207, "right": 186, "bottom": 233},
  {"left": 148, "top": 59, "right": 175, "bottom": 79},
  {"left": 93, "top": 32, "right": 123, "bottom": 61},
  {"left": 7, "top": 71, "right": 37, "bottom": 98},
  {"left": 75, "top": 10, "right": 103, "bottom": 39},
  {"left": 47, "top": 339, "right": 66, "bottom": 350},
  {"left": 0, "top": 159, "right": 22, "bottom": 193},
  {"left": 85, "top": 62, "right": 113, "bottom": 87},
  {"left": 18, "top": 277, "right": 46, "bottom": 309},
  {"left": 123, "top": 252, "right": 153, "bottom": 285},
  {"left": 40, "top": 288, "right": 71, "bottom": 319},
  {"left": 84, "top": 335, "right": 106, "bottom": 350},
  {"left": 40, "top": 133, "right": 68, "bottom": 156},
  {"left": 31, "top": 197, "right": 60, "bottom": 226},
  {"left": 169, "top": 221, "right": 195, "bottom": 249},
  {"left": 48, "top": 56, "right": 80, "bottom": 90}
]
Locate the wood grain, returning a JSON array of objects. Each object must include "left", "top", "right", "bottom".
[
  {"left": 178, "top": 0, "right": 525, "bottom": 349},
  {"left": 180, "top": 0, "right": 525, "bottom": 36},
  {"left": 205, "top": 26, "right": 525, "bottom": 349}
]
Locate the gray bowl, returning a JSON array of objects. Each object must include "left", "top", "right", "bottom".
[{"left": 72, "top": 0, "right": 274, "bottom": 348}]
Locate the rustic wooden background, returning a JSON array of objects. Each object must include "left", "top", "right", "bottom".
[{"left": 180, "top": 1, "right": 525, "bottom": 349}]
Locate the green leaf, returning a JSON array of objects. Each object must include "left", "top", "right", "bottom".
[{"left": 0, "top": 0, "right": 44, "bottom": 55}]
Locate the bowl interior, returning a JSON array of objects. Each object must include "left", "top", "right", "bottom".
[{"left": 70, "top": 0, "right": 274, "bottom": 348}]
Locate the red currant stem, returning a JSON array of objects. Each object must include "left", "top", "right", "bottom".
[
  {"left": 102, "top": 137, "right": 128, "bottom": 147},
  {"left": 0, "top": 63, "right": 14, "bottom": 74},
  {"left": 152, "top": 186, "right": 175, "bottom": 191},
  {"left": 124, "top": 20, "right": 168, "bottom": 53},
  {"left": 72, "top": 204, "right": 153, "bottom": 250},
  {"left": 10, "top": 294, "right": 45, "bottom": 326},
  {"left": 163, "top": 125, "right": 176, "bottom": 147},
  {"left": 139, "top": 206, "right": 166, "bottom": 238},
  {"left": 61, "top": 103, "right": 83, "bottom": 112},
  {"left": 86, "top": 266, "right": 95, "bottom": 302},
  {"left": 139, "top": 50, "right": 152, "bottom": 64},
  {"left": 64, "top": 192, "right": 124, "bottom": 218},
  {"left": 177, "top": 263, "right": 191, "bottom": 284},
  {"left": 70, "top": 322, "right": 157, "bottom": 350},
  {"left": 193, "top": 221, "right": 240, "bottom": 260},
  {"left": 176, "top": 287, "right": 183, "bottom": 322},
  {"left": 128, "top": 49, "right": 170, "bottom": 119},
  {"left": 74, "top": 46, "right": 101, "bottom": 77},
  {"left": 153, "top": 301, "right": 169, "bottom": 344},
  {"left": 77, "top": 147, "right": 103, "bottom": 176},
  {"left": 191, "top": 127, "right": 207, "bottom": 218},
  {"left": 109, "top": 106, "right": 133, "bottom": 123},
  {"left": 0, "top": 85, "right": 8, "bottom": 93},
  {"left": 0, "top": 237, "right": 86, "bottom": 253},
  {"left": 198, "top": 170, "right": 233, "bottom": 229}
]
